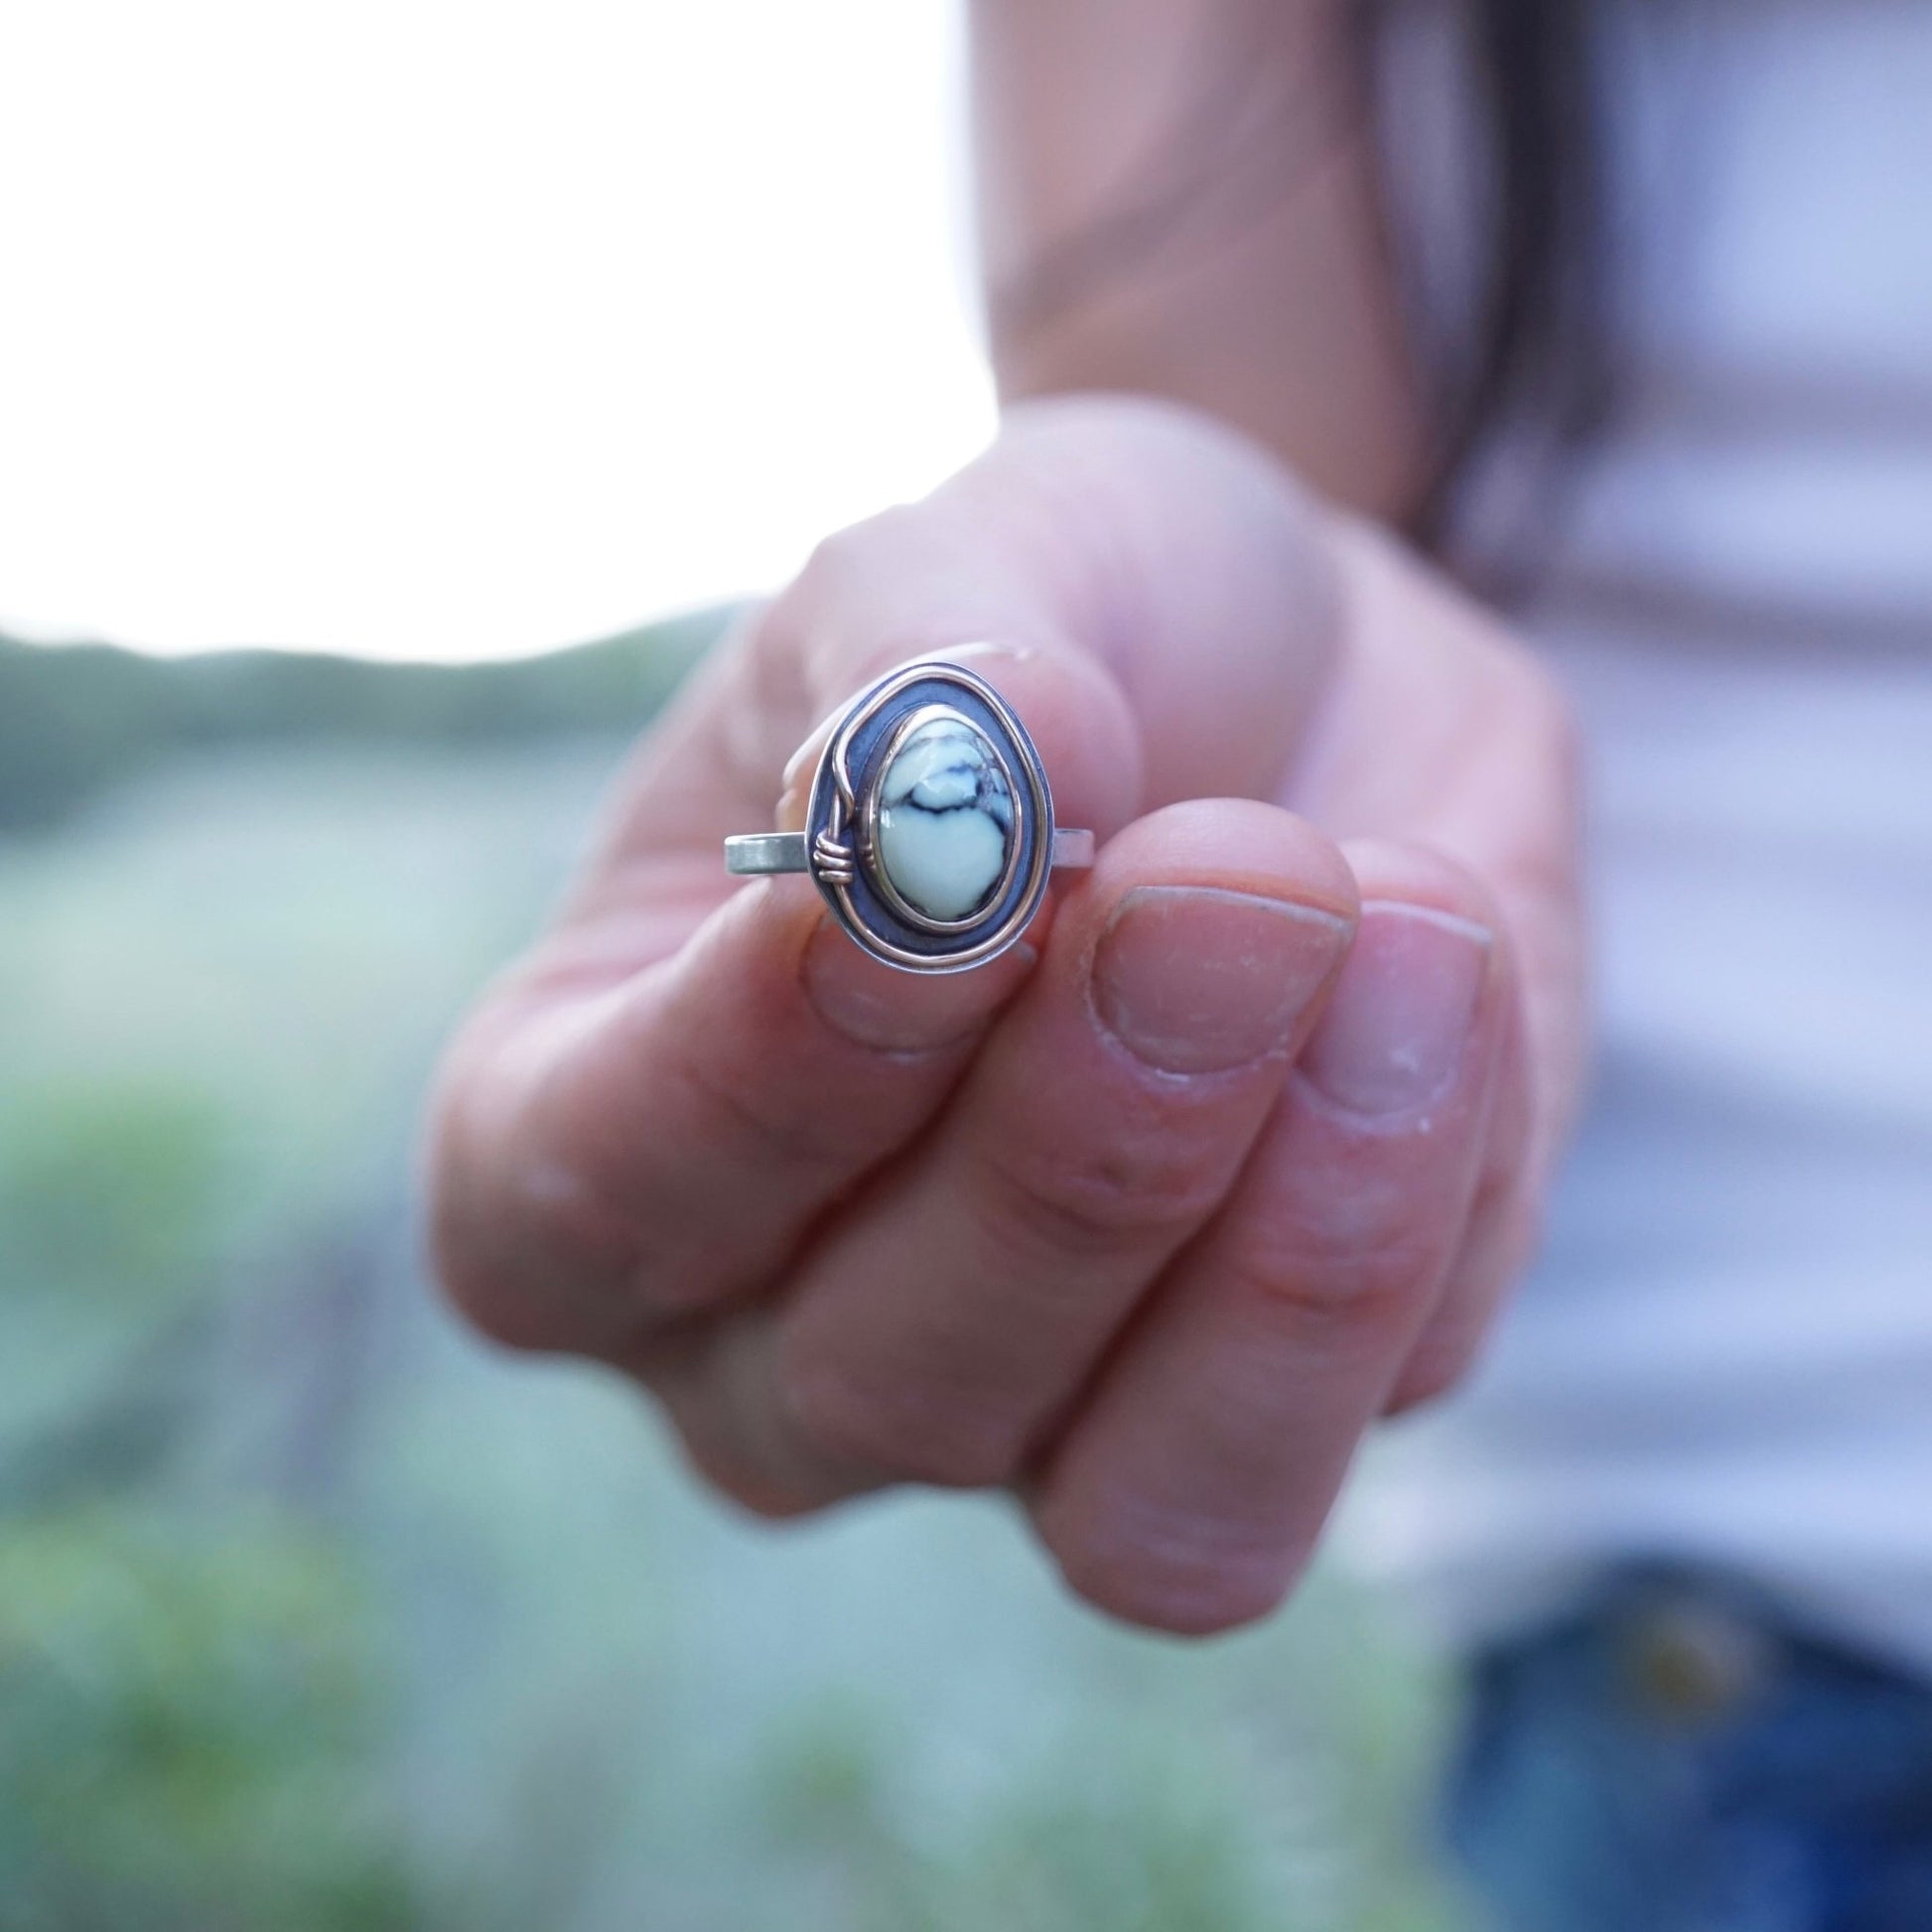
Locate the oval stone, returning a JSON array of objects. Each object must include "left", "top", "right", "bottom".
[{"left": 874, "top": 715, "right": 1016, "bottom": 923}]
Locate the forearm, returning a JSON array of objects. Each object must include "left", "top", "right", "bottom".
[{"left": 968, "top": 0, "right": 1429, "bottom": 523}]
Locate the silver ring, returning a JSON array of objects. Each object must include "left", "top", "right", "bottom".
[{"left": 724, "top": 658, "right": 1095, "bottom": 974}]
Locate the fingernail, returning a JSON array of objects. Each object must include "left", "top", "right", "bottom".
[
  {"left": 803, "top": 917, "right": 1035, "bottom": 1052},
  {"left": 1092, "top": 887, "right": 1350, "bottom": 1075},
  {"left": 1299, "top": 901, "right": 1491, "bottom": 1116}
]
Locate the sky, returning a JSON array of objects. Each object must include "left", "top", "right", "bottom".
[{"left": 0, "top": 0, "right": 993, "bottom": 660}]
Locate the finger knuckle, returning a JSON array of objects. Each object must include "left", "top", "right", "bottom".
[
  {"left": 431, "top": 1237, "right": 548, "bottom": 1353},
  {"left": 792, "top": 507, "right": 916, "bottom": 605},
  {"left": 980, "top": 1131, "right": 1229, "bottom": 1267},
  {"left": 1385, "top": 1331, "right": 1480, "bottom": 1415},
  {"left": 1045, "top": 1503, "right": 1298, "bottom": 1638},
  {"left": 1226, "top": 1206, "right": 1449, "bottom": 1336},
  {"left": 429, "top": 1143, "right": 638, "bottom": 1356},
  {"left": 716, "top": 1482, "right": 823, "bottom": 1524},
  {"left": 775, "top": 1344, "right": 1023, "bottom": 1490},
  {"left": 770, "top": 511, "right": 931, "bottom": 684},
  {"left": 763, "top": 525, "right": 867, "bottom": 643},
  {"left": 668, "top": 1030, "right": 869, "bottom": 1179},
  {"left": 678, "top": 1444, "right": 827, "bottom": 1524}
]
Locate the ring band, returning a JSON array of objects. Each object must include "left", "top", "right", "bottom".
[
  {"left": 723, "top": 656, "right": 1095, "bottom": 974},
  {"left": 726, "top": 827, "right": 1097, "bottom": 877}
]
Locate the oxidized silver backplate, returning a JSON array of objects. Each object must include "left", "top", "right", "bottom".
[{"left": 804, "top": 661, "right": 1054, "bottom": 973}]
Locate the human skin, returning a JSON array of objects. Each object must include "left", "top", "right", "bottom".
[{"left": 424, "top": 7, "right": 1587, "bottom": 1635}]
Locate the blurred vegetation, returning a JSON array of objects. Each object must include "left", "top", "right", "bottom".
[
  {"left": 0, "top": 609, "right": 725, "bottom": 833},
  {"left": 0, "top": 1076, "right": 233, "bottom": 1308},
  {"left": 0, "top": 1514, "right": 417, "bottom": 1932},
  {"left": 0, "top": 621, "right": 1471, "bottom": 1932}
]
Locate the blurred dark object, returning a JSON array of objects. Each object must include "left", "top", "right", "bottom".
[
  {"left": 1448, "top": 1566, "right": 1932, "bottom": 1930},
  {"left": 0, "top": 605, "right": 734, "bottom": 835}
]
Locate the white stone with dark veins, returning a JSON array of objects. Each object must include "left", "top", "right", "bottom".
[{"left": 875, "top": 716, "right": 1016, "bottom": 922}]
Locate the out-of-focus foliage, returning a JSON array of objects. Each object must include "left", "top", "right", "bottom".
[
  {"left": 0, "top": 1514, "right": 416, "bottom": 1932},
  {"left": 0, "top": 1078, "right": 233, "bottom": 1307},
  {"left": 0, "top": 609, "right": 723, "bottom": 833},
  {"left": 0, "top": 626, "right": 1472, "bottom": 1932}
]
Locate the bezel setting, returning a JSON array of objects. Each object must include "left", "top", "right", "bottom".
[{"left": 804, "top": 661, "right": 1054, "bottom": 973}]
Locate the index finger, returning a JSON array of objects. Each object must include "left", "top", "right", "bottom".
[{"left": 428, "top": 637, "right": 1135, "bottom": 1357}]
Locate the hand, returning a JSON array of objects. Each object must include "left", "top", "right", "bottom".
[{"left": 424, "top": 397, "right": 1586, "bottom": 1634}]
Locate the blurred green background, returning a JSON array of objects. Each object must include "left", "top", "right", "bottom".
[{"left": 0, "top": 621, "right": 1473, "bottom": 1932}]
